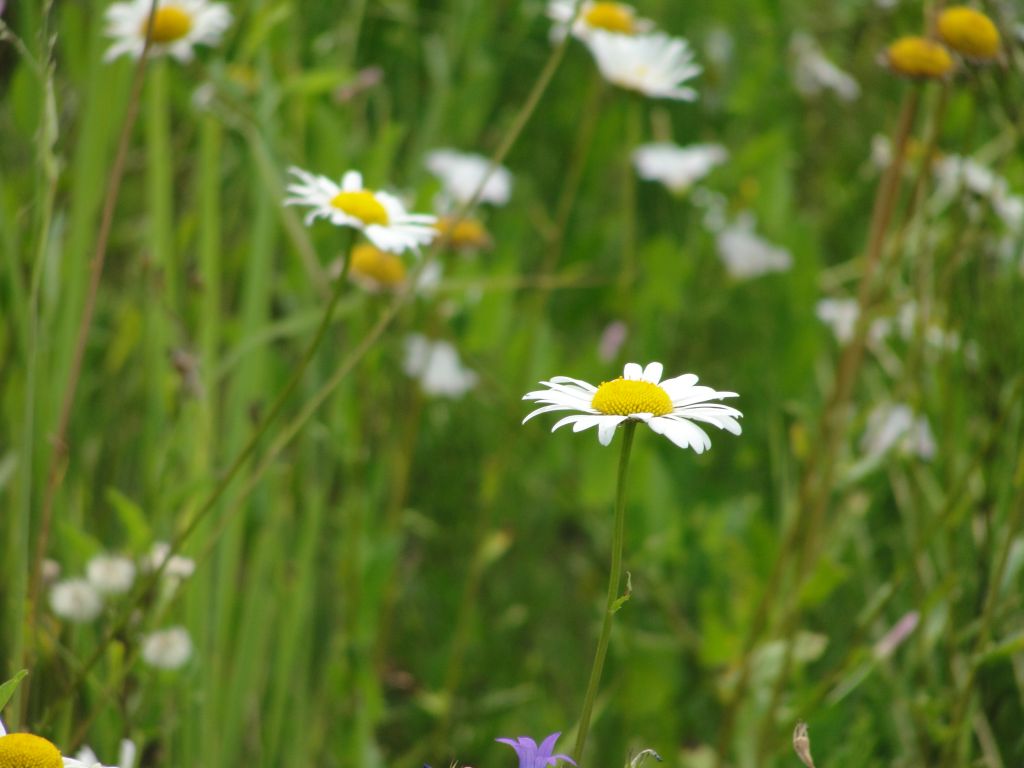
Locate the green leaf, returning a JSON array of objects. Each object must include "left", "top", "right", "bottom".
[{"left": 0, "top": 670, "right": 28, "bottom": 711}]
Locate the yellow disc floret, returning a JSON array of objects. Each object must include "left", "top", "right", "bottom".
[
  {"left": 142, "top": 5, "right": 194, "bottom": 44},
  {"left": 591, "top": 378, "right": 673, "bottom": 417},
  {"left": 435, "top": 216, "right": 493, "bottom": 251},
  {"left": 0, "top": 733, "right": 64, "bottom": 768},
  {"left": 885, "top": 36, "right": 955, "bottom": 79},
  {"left": 582, "top": 2, "right": 635, "bottom": 34},
  {"left": 348, "top": 243, "right": 406, "bottom": 289},
  {"left": 937, "top": 6, "right": 1000, "bottom": 60},
  {"left": 330, "top": 190, "right": 390, "bottom": 226}
]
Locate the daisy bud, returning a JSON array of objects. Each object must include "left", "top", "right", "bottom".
[
  {"left": 884, "top": 36, "right": 954, "bottom": 79},
  {"left": 937, "top": 6, "right": 1000, "bottom": 61}
]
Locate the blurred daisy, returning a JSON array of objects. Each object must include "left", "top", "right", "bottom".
[
  {"left": 342, "top": 243, "right": 409, "bottom": 292},
  {"left": 434, "top": 215, "right": 494, "bottom": 251},
  {"left": 632, "top": 142, "right": 726, "bottom": 194},
  {"left": 71, "top": 740, "right": 137, "bottom": 768},
  {"left": 937, "top": 6, "right": 1000, "bottom": 61},
  {"left": 144, "top": 541, "right": 196, "bottom": 580},
  {"left": 49, "top": 578, "right": 103, "bottom": 623},
  {"left": 860, "top": 402, "right": 936, "bottom": 461},
  {"left": 585, "top": 31, "right": 701, "bottom": 101},
  {"left": 142, "top": 626, "right": 193, "bottom": 670},
  {"left": 497, "top": 732, "right": 576, "bottom": 768},
  {"left": 716, "top": 213, "right": 793, "bottom": 279},
  {"left": 790, "top": 33, "right": 860, "bottom": 101},
  {"left": 424, "top": 149, "right": 512, "bottom": 207},
  {"left": 884, "top": 36, "right": 954, "bottom": 79},
  {"left": 815, "top": 298, "right": 859, "bottom": 344},
  {"left": 285, "top": 168, "right": 437, "bottom": 254},
  {"left": 104, "top": 0, "right": 231, "bottom": 63},
  {"left": 547, "top": 1, "right": 654, "bottom": 42},
  {"left": 403, "top": 335, "right": 478, "bottom": 398},
  {"left": 86, "top": 554, "right": 136, "bottom": 596},
  {"left": 523, "top": 362, "right": 742, "bottom": 451},
  {"left": 933, "top": 155, "right": 1024, "bottom": 233}
]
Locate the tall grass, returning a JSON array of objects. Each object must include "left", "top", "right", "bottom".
[{"left": 2, "top": 1, "right": 1024, "bottom": 767}]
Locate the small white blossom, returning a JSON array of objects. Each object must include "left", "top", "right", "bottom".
[
  {"left": 790, "top": 33, "right": 860, "bottom": 101},
  {"left": 86, "top": 554, "right": 137, "bottom": 595},
  {"left": 144, "top": 541, "right": 196, "bottom": 581},
  {"left": 49, "top": 578, "right": 103, "bottom": 623},
  {"left": 142, "top": 626, "right": 193, "bottom": 670},
  {"left": 104, "top": 0, "right": 231, "bottom": 63},
  {"left": 424, "top": 149, "right": 512, "bottom": 207},
  {"left": 403, "top": 335, "right": 478, "bottom": 398},
  {"left": 585, "top": 31, "right": 701, "bottom": 101},
  {"left": 860, "top": 403, "right": 936, "bottom": 461},
  {"left": 632, "top": 142, "right": 727, "bottom": 194},
  {"left": 716, "top": 213, "right": 793, "bottom": 279}
]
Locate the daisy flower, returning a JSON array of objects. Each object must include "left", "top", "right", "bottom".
[
  {"left": 86, "top": 554, "right": 136, "bottom": 595},
  {"left": 497, "top": 732, "right": 576, "bottom": 768},
  {"left": 790, "top": 33, "right": 860, "bottom": 101},
  {"left": 424, "top": 149, "right": 512, "bottom": 207},
  {"left": 716, "top": 213, "right": 793, "bottom": 279},
  {"left": 585, "top": 31, "right": 702, "bottom": 101},
  {"left": 547, "top": 1, "right": 654, "bottom": 42},
  {"left": 0, "top": 716, "right": 110, "bottom": 768},
  {"left": 632, "top": 142, "right": 727, "bottom": 194},
  {"left": 403, "top": 335, "right": 478, "bottom": 398},
  {"left": 523, "top": 362, "right": 742, "bottom": 451},
  {"left": 49, "top": 578, "right": 103, "bottom": 623},
  {"left": 285, "top": 168, "right": 437, "bottom": 254},
  {"left": 104, "top": 0, "right": 232, "bottom": 63}
]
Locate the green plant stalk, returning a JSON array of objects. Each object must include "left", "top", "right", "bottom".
[
  {"left": 573, "top": 421, "right": 637, "bottom": 762},
  {"left": 143, "top": 58, "right": 174, "bottom": 504},
  {"left": 40, "top": 236, "right": 355, "bottom": 729}
]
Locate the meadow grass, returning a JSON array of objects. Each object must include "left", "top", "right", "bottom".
[{"left": 2, "top": 1, "right": 1024, "bottom": 767}]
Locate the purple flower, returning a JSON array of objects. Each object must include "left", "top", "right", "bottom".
[{"left": 497, "top": 732, "right": 576, "bottom": 768}]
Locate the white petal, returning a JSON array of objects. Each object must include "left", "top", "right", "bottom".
[
  {"left": 623, "top": 362, "right": 643, "bottom": 380},
  {"left": 598, "top": 416, "right": 626, "bottom": 445},
  {"left": 522, "top": 404, "right": 578, "bottom": 424},
  {"left": 641, "top": 362, "right": 664, "bottom": 383}
]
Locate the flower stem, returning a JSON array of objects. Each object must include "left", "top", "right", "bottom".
[{"left": 573, "top": 421, "right": 638, "bottom": 762}]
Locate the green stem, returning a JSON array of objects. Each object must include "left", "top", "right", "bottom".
[{"left": 573, "top": 421, "right": 637, "bottom": 762}]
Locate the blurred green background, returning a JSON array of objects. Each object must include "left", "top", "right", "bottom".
[{"left": 2, "top": 1, "right": 1024, "bottom": 766}]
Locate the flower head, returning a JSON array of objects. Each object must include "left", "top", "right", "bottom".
[
  {"left": 716, "top": 213, "right": 793, "bottom": 279},
  {"left": 547, "top": 1, "right": 654, "bottom": 42},
  {"left": 285, "top": 168, "right": 437, "bottom": 254},
  {"left": 403, "top": 335, "right": 478, "bottom": 398},
  {"left": 86, "top": 554, "right": 136, "bottom": 595},
  {"left": 523, "top": 362, "right": 742, "bottom": 451},
  {"left": 938, "top": 6, "right": 1000, "bottom": 60},
  {"left": 141, "top": 626, "right": 193, "bottom": 670},
  {"left": 884, "top": 36, "right": 954, "bottom": 79},
  {"left": 585, "top": 31, "right": 701, "bottom": 101},
  {"left": 632, "top": 142, "right": 727, "bottom": 194},
  {"left": 144, "top": 541, "right": 196, "bottom": 581},
  {"left": 790, "top": 32, "right": 860, "bottom": 101},
  {"left": 49, "top": 578, "right": 103, "bottom": 623},
  {"left": 497, "top": 732, "right": 576, "bottom": 768},
  {"left": 424, "top": 150, "right": 512, "bottom": 207},
  {"left": 434, "top": 216, "right": 494, "bottom": 251},
  {"left": 104, "top": 0, "right": 231, "bottom": 63},
  {"left": 345, "top": 243, "right": 409, "bottom": 291}
]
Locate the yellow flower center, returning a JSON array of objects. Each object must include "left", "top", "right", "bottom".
[
  {"left": 0, "top": 733, "right": 64, "bottom": 768},
  {"left": 330, "top": 190, "right": 390, "bottom": 226},
  {"left": 886, "top": 36, "right": 954, "bottom": 79},
  {"left": 142, "top": 6, "right": 194, "bottom": 44},
  {"left": 591, "top": 378, "right": 673, "bottom": 417},
  {"left": 435, "top": 216, "right": 493, "bottom": 250},
  {"left": 937, "top": 6, "right": 1000, "bottom": 60},
  {"left": 348, "top": 243, "right": 406, "bottom": 288},
  {"left": 582, "top": 2, "right": 635, "bottom": 34}
]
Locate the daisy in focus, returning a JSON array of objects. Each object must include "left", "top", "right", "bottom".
[
  {"left": 0, "top": 716, "right": 123, "bottom": 768},
  {"left": 285, "top": 168, "right": 437, "bottom": 254},
  {"left": 547, "top": 1, "right": 654, "bottom": 42},
  {"left": 523, "top": 362, "right": 742, "bottom": 451},
  {"left": 424, "top": 149, "right": 512, "bottom": 207},
  {"left": 585, "top": 31, "right": 701, "bottom": 101},
  {"left": 104, "top": 0, "right": 232, "bottom": 63},
  {"left": 632, "top": 142, "right": 727, "bottom": 194}
]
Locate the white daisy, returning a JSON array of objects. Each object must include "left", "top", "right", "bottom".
[
  {"left": 285, "top": 168, "right": 437, "bottom": 254},
  {"left": 403, "top": 335, "right": 478, "bottom": 398},
  {"left": 49, "top": 578, "right": 103, "bottom": 623},
  {"left": 716, "top": 213, "right": 793, "bottom": 279},
  {"left": 523, "top": 361, "right": 742, "bottom": 452},
  {"left": 141, "top": 626, "right": 194, "bottom": 670},
  {"left": 790, "top": 33, "right": 860, "bottom": 102},
  {"left": 0, "top": 717, "right": 105, "bottom": 768},
  {"left": 546, "top": 0, "right": 655, "bottom": 42},
  {"left": 143, "top": 541, "right": 196, "bottom": 580},
  {"left": 104, "top": 0, "right": 231, "bottom": 63},
  {"left": 585, "top": 31, "right": 702, "bottom": 101},
  {"left": 632, "top": 142, "right": 727, "bottom": 194},
  {"left": 424, "top": 149, "right": 512, "bottom": 207},
  {"left": 86, "top": 554, "right": 136, "bottom": 595},
  {"left": 860, "top": 402, "right": 936, "bottom": 461}
]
